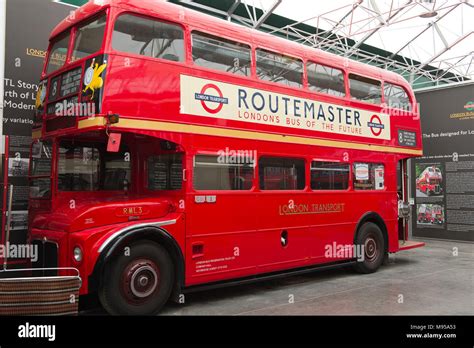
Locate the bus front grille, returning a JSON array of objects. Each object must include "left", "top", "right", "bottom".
[{"left": 32, "top": 240, "right": 58, "bottom": 276}]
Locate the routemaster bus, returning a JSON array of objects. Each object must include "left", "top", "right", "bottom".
[
  {"left": 416, "top": 165, "right": 443, "bottom": 196},
  {"left": 29, "top": 0, "right": 424, "bottom": 315}
]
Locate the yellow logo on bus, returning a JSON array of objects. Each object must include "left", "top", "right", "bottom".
[{"left": 83, "top": 58, "right": 107, "bottom": 100}]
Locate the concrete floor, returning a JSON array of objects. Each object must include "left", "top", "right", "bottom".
[{"left": 83, "top": 238, "right": 474, "bottom": 315}]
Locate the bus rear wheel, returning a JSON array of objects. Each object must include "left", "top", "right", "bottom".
[
  {"left": 353, "top": 222, "right": 385, "bottom": 274},
  {"left": 99, "top": 241, "right": 174, "bottom": 315}
]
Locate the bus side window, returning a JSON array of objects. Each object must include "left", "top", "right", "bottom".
[
  {"left": 112, "top": 14, "right": 185, "bottom": 62},
  {"left": 349, "top": 74, "right": 382, "bottom": 105},
  {"left": 147, "top": 154, "right": 183, "bottom": 190},
  {"left": 191, "top": 32, "right": 251, "bottom": 76},
  {"left": 384, "top": 82, "right": 412, "bottom": 112},
  {"left": 307, "top": 62, "right": 345, "bottom": 97},
  {"left": 259, "top": 157, "right": 305, "bottom": 190},
  {"left": 353, "top": 163, "right": 385, "bottom": 190},
  {"left": 256, "top": 49, "right": 303, "bottom": 88},
  {"left": 103, "top": 150, "right": 132, "bottom": 191},
  {"left": 311, "top": 161, "right": 349, "bottom": 190},
  {"left": 30, "top": 140, "right": 53, "bottom": 199},
  {"left": 193, "top": 155, "right": 253, "bottom": 191}
]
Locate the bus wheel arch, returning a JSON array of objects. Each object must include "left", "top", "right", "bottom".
[
  {"left": 89, "top": 226, "right": 185, "bottom": 314},
  {"left": 353, "top": 212, "right": 388, "bottom": 273}
]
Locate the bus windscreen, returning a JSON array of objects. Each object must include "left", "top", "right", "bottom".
[
  {"left": 46, "top": 33, "right": 71, "bottom": 74},
  {"left": 71, "top": 14, "right": 107, "bottom": 62}
]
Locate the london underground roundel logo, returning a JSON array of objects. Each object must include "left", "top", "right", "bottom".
[
  {"left": 194, "top": 83, "right": 229, "bottom": 114},
  {"left": 367, "top": 115, "right": 385, "bottom": 136}
]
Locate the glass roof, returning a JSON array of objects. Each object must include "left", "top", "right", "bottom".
[
  {"left": 175, "top": 0, "right": 473, "bottom": 88},
  {"left": 273, "top": 0, "right": 473, "bottom": 85}
]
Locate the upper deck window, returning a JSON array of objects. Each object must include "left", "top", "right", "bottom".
[
  {"left": 256, "top": 49, "right": 303, "bottom": 88},
  {"left": 307, "top": 62, "right": 345, "bottom": 97},
  {"left": 384, "top": 82, "right": 412, "bottom": 112},
  {"left": 112, "top": 14, "right": 185, "bottom": 62},
  {"left": 71, "top": 14, "right": 107, "bottom": 62},
  {"left": 46, "top": 33, "right": 70, "bottom": 74},
  {"left": 192, "top": 32, "right": 251, "bottom": 76},
  {"left": 349, "top": 74, "right": 382, "bottom": 105}
]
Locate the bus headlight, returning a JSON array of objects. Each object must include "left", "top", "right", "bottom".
[{"left": 73, "top": 246, "right": 83, "bottom": 263}]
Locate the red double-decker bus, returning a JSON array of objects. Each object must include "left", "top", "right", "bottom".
[
  {"left": 416, "top": 165, "right": 443, "bottom": 195},
  {"left": 29, "top": 0, "right": 424, "bottom": 315}
]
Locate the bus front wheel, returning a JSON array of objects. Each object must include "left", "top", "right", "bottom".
[
  {"left": 353, "top": 222, "right": 385, "bottom": 274},
  {"left": 99, "top": 241, "right": 174, "bottom": 315}
]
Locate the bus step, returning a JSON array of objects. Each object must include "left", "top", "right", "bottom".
[{"left": 398, "top": 240, "right": 425, "bottom": 251}]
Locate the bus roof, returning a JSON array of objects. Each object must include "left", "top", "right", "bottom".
[{"left": 50, "top": 0, "right": 411, "bottom": 89}]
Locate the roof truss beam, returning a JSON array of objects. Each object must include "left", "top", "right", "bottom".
[
  {"left": 347, "top": 0, "right": 413, "bottom": 55},
  {"left": 174, "top": 0, "right": 472, "bottom": 88},
  {"left": 419, "top": 31, "right": 473, "bottom": 70},
  {"left": 254, "top": 0, "right": 281, "bottom": 29}
]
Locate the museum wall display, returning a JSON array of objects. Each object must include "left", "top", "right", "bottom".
[{"left": 412, "top": 83, "right": 474, "bottom": 241}]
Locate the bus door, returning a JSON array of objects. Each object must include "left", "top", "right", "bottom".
[{"left": 397, "top": 159, "right": 410, "bottom": 241}]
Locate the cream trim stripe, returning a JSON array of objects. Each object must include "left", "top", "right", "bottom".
[{"left": 78, "top": 117, "right": 423, "bottom": 156}]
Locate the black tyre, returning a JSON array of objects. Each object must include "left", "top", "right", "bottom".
[
  {"left": 353, "top": 222, "right": 385, "bottom": 274},
  {"left": 99, "top": 241, "right": 174, "bottom": 315}
]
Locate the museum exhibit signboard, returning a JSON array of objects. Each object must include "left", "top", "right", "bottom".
[
  {"left": 413, "top": 82, "right": 474, "bottom": 241},
  {"left": 1, "top": 0, "right": 72, "bottom": 264}
]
